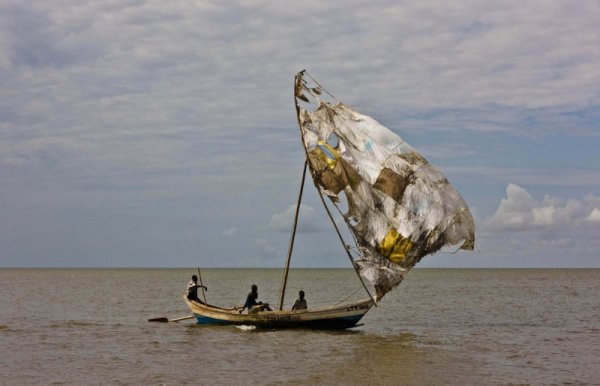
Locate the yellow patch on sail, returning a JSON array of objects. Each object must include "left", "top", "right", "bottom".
[
  {"left": 376, "top": 229, "right": 413, "bottom": 263},
  {"left": 317, "top": 141, "right": 339, "bottom": 169}
]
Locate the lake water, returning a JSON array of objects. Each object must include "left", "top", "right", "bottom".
[{"left": 0, "top": 268, "right": 598, "bottom": 385}]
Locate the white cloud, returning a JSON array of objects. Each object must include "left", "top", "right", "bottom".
[
  {"left": 487, "top": 184, "right": 534, "bottom": 229},
  {"left": 464, "top": 185, "right": 599, "bottom": 267},
  {"left": 587, "top": 208, "right": 600, "bottom": 222},
  {"left": 222, "top": 227, "right": 238, "bottom": 236},
  {"left": 269, "top": 204, "right": 322, "bottom": 233},
  {"left": 487, "top": 184, "right": 599, "bottom": 231},
  {"left": 254, "top": 238, "right": 278, "bottom": 258}
]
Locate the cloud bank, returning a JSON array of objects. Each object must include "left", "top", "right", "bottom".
[
  {"left": 487, "top": 184, "right": 600, "bottom": 230},
  {"left": 1, "top": 0, "right": 598, "bottom": 267},
  {"left": 462, "top": 184, "right": 600, "bottom": 267}
]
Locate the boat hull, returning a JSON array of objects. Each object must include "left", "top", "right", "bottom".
[{"left": 184, "top": 297, "right": 375, "bottom": 329}]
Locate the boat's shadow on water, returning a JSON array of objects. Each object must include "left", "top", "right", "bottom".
[
  {"left": 183, "top": 322, "right": 369, "bottom": 335},
  {"left": 181, "top": 320, "right": 431, "bottom": 342}
]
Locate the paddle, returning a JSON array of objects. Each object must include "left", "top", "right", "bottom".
[
  {"left": 170, "top": 315, "right": 196, "bottom": 323},
  {"left": 148, "top": 315, "right": 195, "bottom": 323},
  {"left": 148, "top": 317, "right": 169, "bottom": 323}
]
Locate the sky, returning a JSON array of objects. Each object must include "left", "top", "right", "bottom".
[{"left": 1, "top": 0, "right": 599, "bottom": 268}]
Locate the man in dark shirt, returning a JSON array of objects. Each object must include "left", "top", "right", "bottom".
[
  {"left": 292, "top": 290, "right": 307, "bottom": 310},
  {"left": 240, "top": 284, "right": 271, "bottom": 313}
]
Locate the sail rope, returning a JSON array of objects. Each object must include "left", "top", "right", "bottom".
[
  {"left": 330, "top": 197, "right": 361, "bottom": 249},
  {"left": 310, "top": 166, "right": 378, "bottom": 305},
  {"left": 304, "top": 285, "right": 363, "bottom": 309},
  {"left": 331, "top": 286, "right": 363, "bottom": 307},
  {"left": 303, "top": 71, "right": 339, "bottom": 103}
]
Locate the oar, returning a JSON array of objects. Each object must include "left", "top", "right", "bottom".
[
  {"left": 148, "top": 317, "right": 169, "bottom": 323},
  {"left": 148, "top": 315, "right": 195, "bottom": 323},
  {"left": 170, "top": 315, "right": 196, "bottom": 323}
]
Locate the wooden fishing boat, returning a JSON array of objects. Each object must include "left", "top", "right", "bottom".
[
  {"left": 184, "top": 296, "right": 374, "bottom": 329},
  {"left": 181, "top": 71, "right": 475, "bottom": 329}
]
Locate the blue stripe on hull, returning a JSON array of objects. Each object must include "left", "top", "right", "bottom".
[
  {"left": 194, "top": 314, "right": 231, "bottom": 325},
  {"left": 193, "top": 313, "right": 365, "bottom": 329}
]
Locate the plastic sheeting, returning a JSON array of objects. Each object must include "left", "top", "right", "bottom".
[{"left": 295, "top": 72, "right": 475, "bottom": 299}]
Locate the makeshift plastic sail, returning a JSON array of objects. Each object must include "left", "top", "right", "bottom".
[{"left": 294, "top": 71, "right": 475, "bottom": 300}]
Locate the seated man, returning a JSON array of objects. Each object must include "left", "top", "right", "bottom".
[
  {"left": 240, "top": 284, "right": 272, "bottom": 313},
  {"left": 292, "top": 290, "right": 307, "bottom": 310},
  {"left": 186, "top": 274, "right": 207, "bottom": 303}
]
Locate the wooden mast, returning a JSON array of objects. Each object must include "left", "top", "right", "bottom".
[{"left": 278, "top": 159, "right": 308, "bottom": 311}]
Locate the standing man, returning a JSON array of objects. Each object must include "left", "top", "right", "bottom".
[{"left": 187, "top": 275, "right": 207, "bottom": 303}]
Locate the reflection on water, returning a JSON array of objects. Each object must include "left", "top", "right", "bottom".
[{"left": 0, "top": 268, "right": 599, "bottom": 385}]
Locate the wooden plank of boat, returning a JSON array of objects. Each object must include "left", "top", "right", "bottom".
[{"left": 184, "top": 296, "right": 374, "bottom": 329}]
